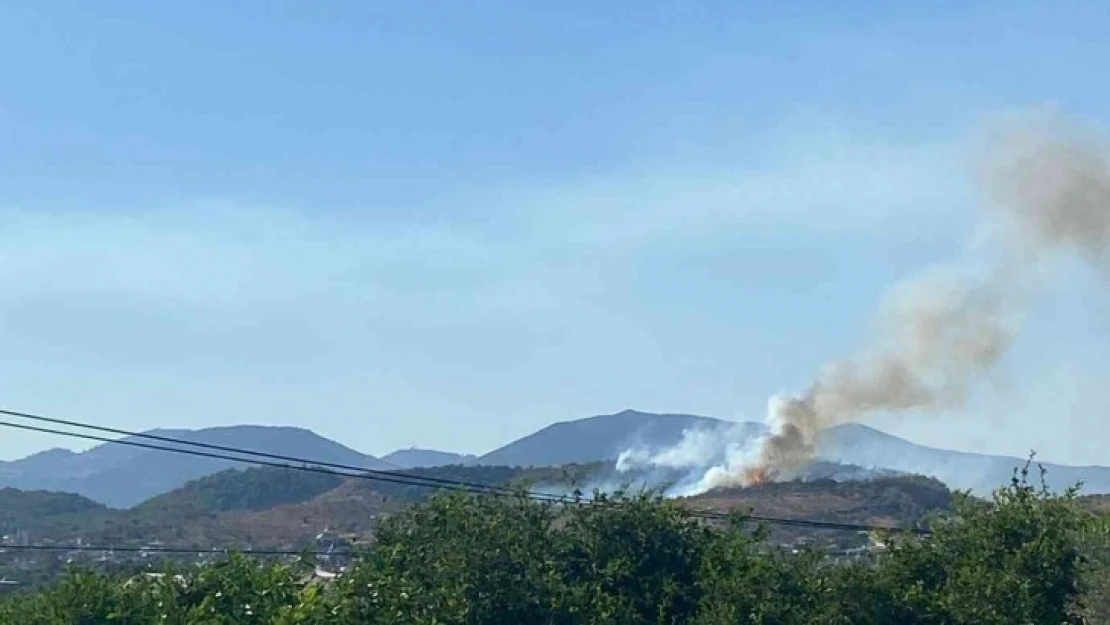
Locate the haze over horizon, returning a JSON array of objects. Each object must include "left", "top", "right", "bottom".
[{"left": 3, "top": 2, "right": 1110, "bottom": 466}]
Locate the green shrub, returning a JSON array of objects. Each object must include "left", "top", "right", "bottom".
[{"left": 0, "top": 465, "right": 1096, "bottom": 624}]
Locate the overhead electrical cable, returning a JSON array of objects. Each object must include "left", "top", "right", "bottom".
[
  {"left": 0, "top": 409, "right": 930, "bottom": 535},
  {"left": 0, "top": 544, "right": 350, "bottom": 557},
  {"left": 0, "top": 407, "right": 549, "bottom": 501}
]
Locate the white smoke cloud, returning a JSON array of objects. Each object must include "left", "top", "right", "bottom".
[
  {"left": 628, "top": 112, "right": 1110, "bottom": 494},
  {"left": 615, "top": 424, "right": 755, "bottom": 471},
  {"left": 615, "top": 422, "right": 768, "bottom": 495}
]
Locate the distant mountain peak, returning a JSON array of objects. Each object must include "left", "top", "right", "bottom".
[
  {"left": 6, "top": 410, "right": 1110, "bottom": 509},
  {"left": 21, "top": 447, "right": 78, "bottom": 460},
  {"left": 382, "top": 448, "right": 477, "bottom": 469},
  {"left": 480, "top": 410, "right": 732, "bottom": 468},
  {"left": 0, "top": 424, "right": 389, "bottom": 508}
]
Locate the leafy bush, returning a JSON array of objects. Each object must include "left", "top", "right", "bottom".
[{"left": 0, "top": 465, "right": 1100, "bottom": 624}]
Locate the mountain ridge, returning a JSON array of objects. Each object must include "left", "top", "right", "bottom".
[
  {"left": 0, "top": 425, "right": 391, "bottom": 508},
  {"left": 3, "top": 410, "right": 1109, "bottom": 505},
  {"left": 381, "top": 448, "right": 478, "bottom": 468},
  {"left": 479, "top": 409, "right": 736, "bottom": 467},
  {"left": 425, "top": 410, "right": 1110, "bottom": 494}
]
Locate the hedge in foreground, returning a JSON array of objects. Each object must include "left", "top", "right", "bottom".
[{"left": 0, "top": 467, "right": 1098, "bottom": 625}]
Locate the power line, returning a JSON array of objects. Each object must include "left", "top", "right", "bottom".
[
  {"left": 742, "top": 514, "right": 928, "bottom": 534},
  {"left": 0, "top": 544, "right": 351, "bottom": 557},
  {"left": 0, "top": 419, "right": 557, "bottom": 500},
  {"left": 0, "top": 407, "right": 550, "bottom": 502},
  {"left": 0, "top": 417, "right": 928, "bottom": 534},
  {"left": 0, "top": 411, "right": 930, "bottom": 535}
]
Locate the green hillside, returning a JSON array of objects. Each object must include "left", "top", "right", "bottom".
[
  {"left": 2, "top": 462, "right": 955, "bottom": 551},
  {"left": 0, "top": 488, "right": 118, "bottom": 538},
  {"left": 134, "top": 466, "right": 346, "bottom": 520}
]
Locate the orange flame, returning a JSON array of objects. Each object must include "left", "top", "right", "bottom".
[{"left": 744, "top": 466, "right": 770, "bottom": 486}]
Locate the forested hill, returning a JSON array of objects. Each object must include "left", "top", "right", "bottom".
[{"left": 2, "top": 461, "right": 957, "bottom": 551}]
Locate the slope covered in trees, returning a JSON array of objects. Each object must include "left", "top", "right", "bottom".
[
  {"left": 0, "top": 488, "right": 115, "bottom": 538},
  {"left": 134, "top": 466, "right": 346, "bottom": 519},
  {"left": 1, "top": 462, "right": 958, "bottom": 553}
]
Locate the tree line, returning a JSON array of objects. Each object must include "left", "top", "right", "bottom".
[{"left": 1, "top": 464, "right": 1105, "bottom": 624}]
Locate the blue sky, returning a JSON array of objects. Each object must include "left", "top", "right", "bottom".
[{"left": 2, "top": 1, "right": 1109, "bottom": 464}]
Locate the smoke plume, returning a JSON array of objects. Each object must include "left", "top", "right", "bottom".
[{"left": 688, "top": 114, "right": 1110, "bottom": 493}]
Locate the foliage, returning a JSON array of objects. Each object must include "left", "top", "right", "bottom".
[
  {"left": 0, "top": 488, "right": 116, "bottom": 538},
  {"left": 133, "top": 467, "right": 346, "bottom": 521},
  {"left": 4, "top": 461, "right": 954, "bottom": 559},
  {"left": 0, "top": 464, "right": 1099, "bottom": 624}
]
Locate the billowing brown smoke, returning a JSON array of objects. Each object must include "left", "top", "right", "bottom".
[
  {"left": 732, "top": 114, "right": 1110, "bottom": 487},
  {"left": 983, "top": 119, "right": 1110, "bottom": 263}
]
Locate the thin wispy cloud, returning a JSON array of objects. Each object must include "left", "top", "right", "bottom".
[{"left": 0, "top": 131, "right": 969, "bottom": 458}]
